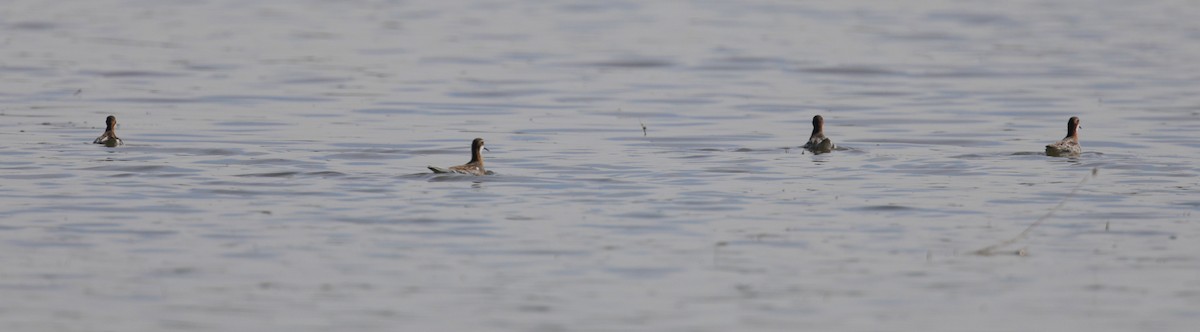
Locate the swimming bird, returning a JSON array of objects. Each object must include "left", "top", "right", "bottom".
[
  {"left": 428, "top": 138, "right": 489, "bottom": 175},
  {"left": 803, "top": 115, "right": 834, "bottom": 154},
  {"left": 1045, "top": 116, "right": 1081, "bottom": 157},
  {"left": 93, "top": 115, "right": 122, "bottom": 147}
]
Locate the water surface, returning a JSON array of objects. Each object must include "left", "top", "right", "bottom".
[{"left": 1, "top": 0, "right": 1199, "bottom": 331}]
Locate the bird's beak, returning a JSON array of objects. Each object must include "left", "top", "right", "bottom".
[{"left": 483, "top": 147, "right": 490, "bottom": 152}]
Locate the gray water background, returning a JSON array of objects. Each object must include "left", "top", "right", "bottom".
[{"left": 1, "top": 0, "right": 1199, "bottom": 331}]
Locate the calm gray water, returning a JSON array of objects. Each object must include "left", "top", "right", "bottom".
[{"left": 2, "top": 0, "right": 1199, "bottom": 331}]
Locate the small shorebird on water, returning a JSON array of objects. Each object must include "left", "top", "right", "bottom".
[
  {"left": 803, "top": 115, "right": 834, "bottom": 154},
  {"left": 93, "top": 115, "right": 122, "bottom": 147},
  {"left": 429, "top": 138, "right": 490, "bottom": 175},
  {"left": 1045, "top": 116, "right": 1081, "bottom": 157}
]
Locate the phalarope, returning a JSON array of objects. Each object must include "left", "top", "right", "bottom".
[
  {"left": 429, "top": 138, "right": 489, "bottom": 175},
  {"left": 803, "top": 115, "right": 834, "bottom": 154},
  {"left": 1045, "top": 116, "right": 1081, "bottom": 157},
  {"left": 93, "top": 115, "right": 122, "bottom": 147}
]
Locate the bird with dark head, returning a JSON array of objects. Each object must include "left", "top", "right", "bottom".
[
  {"left": 93, "top": 115, "right": 123, "bottom": 147},
  {"left": 428, "top": 138, "right": 490, "bottom": 175},
  {"left": 1045, "top": 116, "right": 1081, "bottom": 157},
  {"left": 803, "top": 115, "right": 834, "bottom": 154}
]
